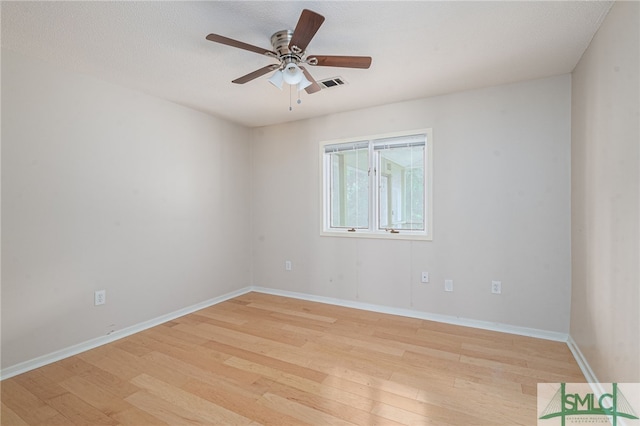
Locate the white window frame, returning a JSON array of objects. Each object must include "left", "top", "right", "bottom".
[{"left": 320, "top": 129, "right": 433, "bottom": 241}]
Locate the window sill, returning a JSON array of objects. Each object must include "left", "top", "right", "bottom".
[{"left": 320, "top": 230, "right": 432, "bottom": 241}]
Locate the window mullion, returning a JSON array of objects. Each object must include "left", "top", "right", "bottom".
[{"left": 369, "top": 140, "right": 376, "bottom": 233}]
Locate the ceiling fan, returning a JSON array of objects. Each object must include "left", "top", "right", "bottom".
[{"left": 205, "top": 9, "right": 372, "bottom": 95}]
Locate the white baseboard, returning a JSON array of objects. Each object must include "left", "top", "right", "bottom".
[
  {"left": 249, "top": 286, "right": 570, "bottom": 342},
  {"left": 566, "top": 335, "right": 600, "bottom": 384},
  {"left": 0, "top": 287, "right": 253, "bottom": 380},
  {"left": 562, "top": 340, "right": 634, "bottom": 426},
  {"left": 2, "top": 285, "right": 583, "bottom": 380}
]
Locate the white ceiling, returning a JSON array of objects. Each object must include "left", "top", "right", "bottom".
[{"left": 1, "top": 1, "right": 612, "bottom": 128}]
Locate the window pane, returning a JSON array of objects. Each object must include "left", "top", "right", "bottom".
[
  {"left": 329, "top": 148, "right": 369, "bottom": 228},
  {"left": 377, "top": 145, "right": 424, "bottom": 230}
]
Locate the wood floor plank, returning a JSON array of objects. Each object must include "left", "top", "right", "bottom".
[
  {"left": 257, "top": 374, "right": 377, "bottom": 415},
  {"left": 1, "top": 292, "right": 585, "bottom": 425},
  {"left": 202, "top": 339, "right": 328, "bottom": 383},
  {"left": 245, "top": 302, "right": 338, "bottom": 324},
  {"left": 401, "top": 349, "right": 526, "bottom": 387},
  {"left": 261, "top": 377, "right": 403, "bottom": 426},
  {"left": 110, "top": 406, "right": 169, "bottom": 426},
  {"left": 0, "top": 380, "right": 62, "bottom": 425},
  {"left": 57, "top": 357, "right": 140, "bottom": 400},
  {"left": 372, "top": 401, "right": 451, "bottom": 426},
  {"left": 223, "top": 356, "right": 326, "bottom": 395},
  {"left": 321, "top": 373, "right": 419, "bottom": 411},
  {"left": 131, "top": 373, "right": 254, "bottom": 425},
  {"left": 317, "top": 330, "right": 406, "bottom": 357},
  {"left": 181, "top": 377, "right": 304, "bottom": 425},
  {"left": 58, "top": 374, "right": 133, "bottom": 417},
  {"left": 44, "top": 392, "right": 118, "bottom": 425},
  {"left": 373, "top": 329, "right": 463, "bottom": 358},
  {"left": 191, "top": 308, "right": 250, "bottom": 326},
  {"left": 459, "top": 353, "right": 584, "bottom": 383},
  {"left": 303, "top": 341, "right": 397, "bottom": 380},
  {"left": 224, "top": 356, "right": 391, "bottom": 419},
  {"left": 27, "top": 363, "right": 76, "bottom": 384},
  {"left": 12, "top": 370, "right": 68, "bottom": 402},
  {"left": 323, "top": 365, "right": 422, "bottom": 400},
  {"left": 141, "top": 350, "right": 268, "bottom": 394},
  {"left": 32, "top": 413, "right": 74, "bottom": 426},
  {"left": 144, "top": 324, "right": 213, "bottom": 348},
  {"left": 124, "top": 390, "right": 207, "bottom": 425},
  {"left": 197, "top": 314, "right": 312, "bottom": 347},
  {"left": 256, "top": 391, "right": 354, "bottom": 425},
  {"left": 76, "top": 346, "right": 147, "bottom": 382},
  {"left": 112, "top": 338, "right": 156, "bottom": 357},
  {"left": 147, "top": 346, "right": 262, "bottom": 387},
  {"left": 1, "top": 401, "right": 30, "bottom": 426}
]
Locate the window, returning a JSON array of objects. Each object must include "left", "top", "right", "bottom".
[{"left": 321, "top": 129, "right": 432, "bottom": 240}]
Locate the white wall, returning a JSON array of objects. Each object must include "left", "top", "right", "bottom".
[
  {"left": 1, "top": 50, "right": 252, "bottom": 369},
  {"left": 571, "top": 1, "right": 640, "bottom": 382},
  {"left": 1, "top": 48, "right": 579, "bottom": 373},
  {"left": 252, "top": 74, "right": 572, "bottom": 333}
]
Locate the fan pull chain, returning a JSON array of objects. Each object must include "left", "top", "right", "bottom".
[{"left": 288, "top": 85, "right": 302, "bottom": 111}]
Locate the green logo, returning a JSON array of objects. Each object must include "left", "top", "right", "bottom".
[{"left": 539, "top": 383, "right": 639, "bottom": 426}]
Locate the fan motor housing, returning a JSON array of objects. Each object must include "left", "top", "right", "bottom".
[{"left": 271, "top": 30, "right": 303, "bottom": 63}]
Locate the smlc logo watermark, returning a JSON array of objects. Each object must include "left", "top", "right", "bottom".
[{"left": 538, "top": 383, "right": 640, "bottom": 425}]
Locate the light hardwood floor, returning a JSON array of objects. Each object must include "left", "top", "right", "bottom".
[{"left": 1, "top": 292, "right": 584, "bottom": 425}]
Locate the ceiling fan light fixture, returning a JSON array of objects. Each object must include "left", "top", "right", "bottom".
[
  {"left": 268, "top": 70, "right": 284, "bottom": 90},
  {"left": 282, "top": 62, "right": 304, "bottom": 85},
  {"left": 206, "top": 9, "right": 372, "bottom": 98}
]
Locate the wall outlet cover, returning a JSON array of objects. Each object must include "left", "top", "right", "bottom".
[{"left": 94, "top": 290, "right": 106, "bottom": 306}]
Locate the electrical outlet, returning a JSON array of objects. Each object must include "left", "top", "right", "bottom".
[
  {"left": 421, "top": 271, "right": 429, "bottom": 283},
  {"left": 444, "top": 279, "right": 453, "bottom": 292},
  {"left": 285, "top": 260, "right": 292, "bottom": 271},
  {"left": 491, "top": 280, "right": 502, "bottom": 294},
  {"left": 94, "top": 290, "right": 106, "bottom": 306}
]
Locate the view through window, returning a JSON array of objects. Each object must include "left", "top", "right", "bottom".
[{"left": 321, "top": 130, "right": 432, "bottom": 239}]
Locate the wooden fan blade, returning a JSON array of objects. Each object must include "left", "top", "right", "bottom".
[
  {"left": 308, "top": 55, "right": 372, "bottom": 69},
  {"left": 289, "top": 9, "right": 325, "bottom": 52},
  {"left": 206, "top": 33, "right": 276, "bottom": 56},
  {"left": 299, "top": 66, "right": 322, "bottom": 94},
  {"left": 232, "top": 64, "right": 279, "bottom": 84}
]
